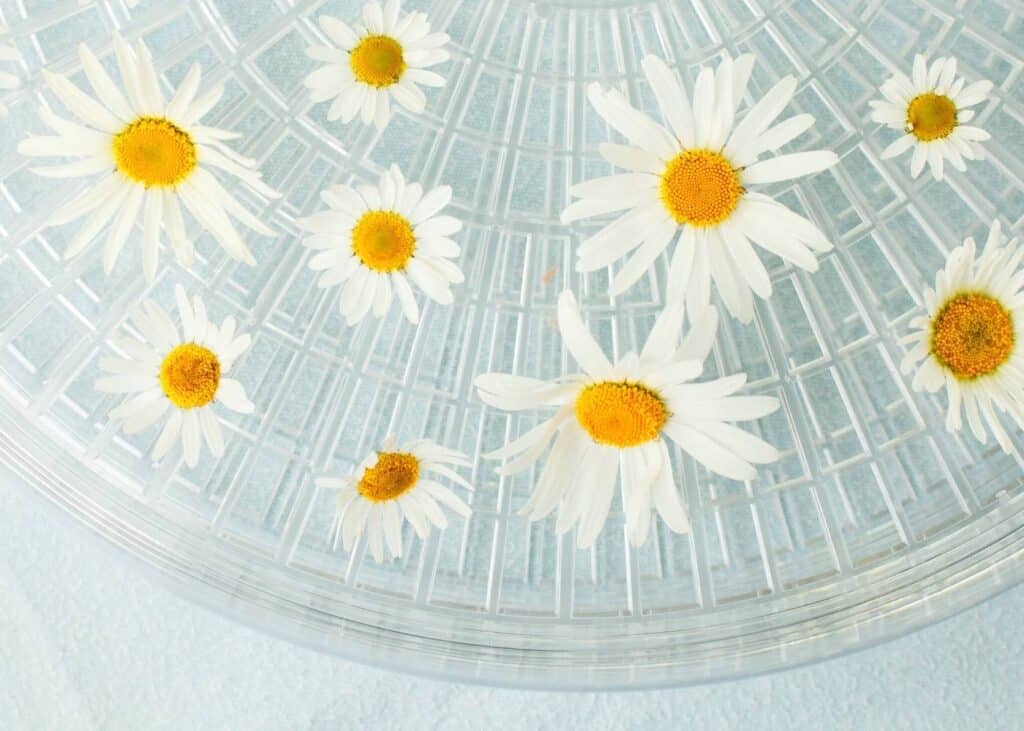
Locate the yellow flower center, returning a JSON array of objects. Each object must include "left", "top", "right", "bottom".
[
  {"left": 931, "top": 293, "right": 1014, "bottom": 380},
  {"left": 352, "top": 210, "right": 416, "bottom": 272},
  {"left": 660, "top": 149, "right": 743, "bottom": 227},
  {"left": 159, "top": 344, "right": 221, "bottom": 409},
  {"left": 906, "top": 93, "right": 958, "bottom": 142},
  {"left": 574, "top": 381, "right": 669, "bottom": 448},
  {"left": 350, "top": 35, "right": 406, "bottom": 87},
  {"left": 112, "top": 117, "right": 197, "bottom": 187},
  {"left": 357, "top": 452, "right": 420, "bottom": 502}
]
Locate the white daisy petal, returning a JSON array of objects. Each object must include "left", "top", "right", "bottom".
[
  {"left": 743, "top": 151, "right": 838, "bottom": 185},
  {"left": 663, "top": 422, "right": 756, "bottom": 481},
  {"left": 557, "top": 290, "right": 612, "bottom": 375},
  {"left": 599, "top": 143, "right": 664, "bottom": 174},
  {"left": 652, "top": 440, "right": 689, "bottom": 533},
  {"left": 576, "top": 450, "right": 619, "bottom": 548},
  {"left": 152, "top": 410, "right": 183, "bottom": 462},
  {"left": 199, "top": 406, "right": 225, "bottom": 458},
  {"left": 103, "top": 186, "right": 145, "bottom": 274},
  {"left": 640, "top": 54, "right": 694, "bottom": 147}
]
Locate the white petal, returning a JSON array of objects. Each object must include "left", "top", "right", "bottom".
[
  {"left": 663, "top": 422, "right": 756, "bottom": 481},
  {"left": 743, "top": 151, "right": 838, "bottom": 185},
  {"left": 640, "top": 54, "right": 694, "bottom": 146},
  {"left": 152, "top": 410, "right": 183, "bottom": 462},
  {"left": 557, "top": 290, "right": 612, "bottom": 376},
  {"left": 217, "top": 378, "right": 254, "bottom": 413},
  {"left": 199, "top": 406, "right": 225, "bottom": 458}
]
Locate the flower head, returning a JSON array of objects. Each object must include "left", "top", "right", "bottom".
[
  {"left": 17, "top": 36, "right": 279, "bottom": 280},
  {"left": 901, "top": 221, "right": 1024, "bottom": 452},
  {"left": 475, "top": 291, "right": 781, "bottom": 549},
  {"left": 97, "top": 285, "right": 255, "bottom": 467},
  {"left": 304, "top": 1, "right": 449, "bottom": 130},
  {"left": 871, "top": 54, "right": 993, "bottom": 181},
  {"left": 317, "top": 437, "right": 473, "bottom": 562},
  {"left": 299, "top": 164, "right": 464, "bottom": 326},
  {"left": 562, "top": 54, "right": 837, "bottom": 324}
]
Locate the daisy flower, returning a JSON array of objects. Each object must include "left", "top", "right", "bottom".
[
  {"left": 475, "top": 291, "right": 781, "bottom": 549},
  {"left": 0, "top": 27, "right": 19, "bottom": 117},
  {"left": 17, "top": 35, "right": 279, "bottom": 281},
  {"left": 303, "top": 0, "right": 449, "bottom": 130},
  {"left": 871, "top": 55, "right": 993, "bottom": 181},
  {"left": 97, "top": 285, "right": 255, "bottom": 468},
  {"left": 900, "top": 221, "right": 1024, "bottom": 452},
  {"left": 317, "top": 437, "right": 473, "bottom": 562},
  {"left": 562, "top": 54, "right": 837, "bottom": 324},
  {"left": 299, "top": 164, "right": 464, "bottom": 326}
]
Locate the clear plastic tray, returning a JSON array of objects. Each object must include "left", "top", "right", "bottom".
[{"left": 1, "top": 0, "right": 1023, "bottom": 689}]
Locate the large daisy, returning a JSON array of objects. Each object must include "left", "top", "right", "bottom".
[
  {"left": 871, "top": 55, "right": 993, "bottom": 181},
  {"left": 0, "top": 27, "right": 18, "bottom": 117},
  {"left": 475, "top": 291, "right": 780, "bottom": 549},
  {"left": 901, "top": 220, "right": 1024, "bottom": 452},
  {"left": 17, "top": 36, "right": 279, "bottom": 281},
  {"left": 304, "top": 1, "right": 449, "bottom": 130},
  {"left": 562, "top": 54, "right": 837, "bottom": 324},
  {"left": 299, "top": 164, "right": 464, "bottom": 326},
  {"left": 97, "top": 285, "right": 255, "bottom": 468},
  {"left": 317, "top": 437, "right": 473, "bottom": 562}
]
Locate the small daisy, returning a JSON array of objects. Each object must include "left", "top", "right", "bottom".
[
  {"left": 562, "top": 54, "right": 837, "bottom": 324},
  {"left": 97, "top": 285, "right": 255, "bottom": 468},
  {"left": 475, "top": 291, "right": 780, "bottom": 549},
  {"left": 0, "top": 27, "right": 19, "bottom": 118},
  {"left": 317, "top": 437, "right": 473, "bottom": 562},
  {"left": 18, "top": 36, "right": 279, "bottom": 281},
  {"left": 871, "top": 54, "right": 993, "bottom": 181},
  {"left": 299, "top": 164, "right": 464, "bottom": 326},
  {"left": 901, "top": 221, "right": 1024, "bottom": 452},
  {"left": 303, "top": 0, "right": 449, "bottom": 130}
]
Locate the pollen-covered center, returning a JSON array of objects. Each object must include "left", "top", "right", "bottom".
[
  {"left": 906, "top": 93, "right": 958, "bottom": 142},
  {"left": 660, "top": 149, "right": 743, "bottom": 227},
  {"left": 574, "top": 381, "right": 669, "bottom": 448},
  {"left": 112, "top": 117, "right": 197, "bottom": 187},
  {"left": 357, "top": 452, "right": 420, "bottom": 502},
  {"left": 350, "top": 35, "right": 406, "bottom": 87},
  {"left": 159, "top": 344, "right": 221, "bottom": 409},
  {"left": 352, "top": 210, "right": 416, "bottom": 272},
  {"left": 931, "top": 293, "right": 1014, "bottom": 380}
]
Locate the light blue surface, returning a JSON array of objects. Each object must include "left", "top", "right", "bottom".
[{"left": 2, "top": 470, "right": 1021, "bottom": 730}]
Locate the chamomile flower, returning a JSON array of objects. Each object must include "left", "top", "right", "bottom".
[
  {"left": 97, "top": 285, "right": 255, "bottom": 468},
  {"left": 901, "top": 221, "right": 1024, "bottom": 452},
  {"left": 562, "top": 54, "right": 837, "bottom": 324},
  {"left": 475, "top": 291, "right": 780, "bottom": 549},
  {"left": 303, "top": 0, "right": 449, "bottom": 130},
  {"left": 0, "top": 27, "right": 19, "bottom": 118},
  {"left": 17, "top": 35, "right": 279, "bottom": 281},
  {"left": 299, "top": 164, "right": 464, "bottom": 326},
  {"left": 871, "top": 55, "right": 993, "bottom": 181},
  {"left": 318, "top": 437, "right": 473, "bottom": 562}
]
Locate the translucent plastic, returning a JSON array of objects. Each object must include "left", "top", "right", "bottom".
[{"left": 1, "top": 0, "right": 1023, "bottom": 689}]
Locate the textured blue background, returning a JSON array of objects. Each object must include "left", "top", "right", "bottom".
[{"left": 3, "top": 468, "right": 1022, "bottom": 729}]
